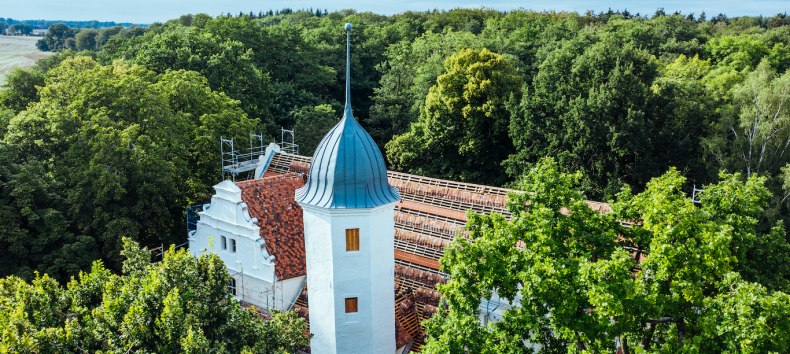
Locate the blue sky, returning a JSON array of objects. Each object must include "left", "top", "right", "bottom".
[{"left": 0, "top": 0, "right": 786, "bottom": 23}]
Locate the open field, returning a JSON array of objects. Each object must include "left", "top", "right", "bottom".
[{"left": 0, "top": 35, "right": 52, "bottom": 84}]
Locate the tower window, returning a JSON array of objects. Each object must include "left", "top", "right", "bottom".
[
  {"left": 231, "top": 239, "right": 237, "bottom": 253},
  {"left": 229, "top": 277, "right": 237, "bottom": 296},
  {"left": 344, "top": 297, "right": 358, "bottom": 313},
  {"left": 221, "top": 236, "right": 227, "bottom": 250},
  {"left": 345, "top": 228, "right": 359, "bottom": 251}
]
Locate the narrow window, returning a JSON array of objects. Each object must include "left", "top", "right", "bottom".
[
  {"left": 345, "top": 228, "right": 359, "bottom": 251},
  {"left": 221, "top": 236, "right": 227, "bottom": 250},
  {"left": 345, "top": 297, "right": 358, "bottom": 313},
  {"left": 231, "top": 239, "right": 237, "bottom": 253},
  {"left": 229, "top": 277, "right": 237, "bottom": 296}
]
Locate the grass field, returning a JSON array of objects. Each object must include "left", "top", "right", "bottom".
[{"left": 0, "top": 35, "right": 52, "bottom": 85}]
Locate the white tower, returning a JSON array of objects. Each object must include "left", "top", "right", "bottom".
[{"left": 295, "top": 23, "right": 400, "bottom": 354}]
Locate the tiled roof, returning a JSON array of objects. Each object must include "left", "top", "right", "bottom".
[
  {"left": 236, "top": 173, "right": 306, "bottom": 280},
  {"left": 395, "top": 250, "right": 441, "bottom": 271},
  {"left": 399, "top": 200, "right": 468, "bottom": 222}
]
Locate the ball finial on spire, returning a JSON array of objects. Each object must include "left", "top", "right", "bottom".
[{"left": 344, "top": 23, "right": 352, "bottom": 31}]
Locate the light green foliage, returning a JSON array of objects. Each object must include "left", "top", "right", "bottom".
[
  {"left": 387, "top": 48, "right": 521, "bottom": 185},
  {"left": 0, "top": 238, "right": 310, "bottom": 353},
  {"left": 424, "top": 158, "right": 790, "bottom": 353},
  {"left": 705, "top": 60, "right": 790, "bottom": 178},
  {"left": 292, "top": 104, "right": 338, "bottom": 155},
  {"left": 700, "top": 272, "right": 790, "bottom": 353},
  {"left": 0, "top": 56, "right": 257, "bottom": 277}
]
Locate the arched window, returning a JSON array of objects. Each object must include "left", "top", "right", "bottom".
[
  {"left": 221, "top": 236, "right": 227, "bottom": 250},
  {"left": 231, "top": 239, "right": 237, "bottom": 253}
]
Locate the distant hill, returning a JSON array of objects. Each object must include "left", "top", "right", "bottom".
[{"left": 0, "top": 17, "right": 146, "bottom": 29}]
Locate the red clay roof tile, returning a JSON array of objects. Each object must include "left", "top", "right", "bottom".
[{"left": 236, "top": 174, "right": 306, "bottom": 280}]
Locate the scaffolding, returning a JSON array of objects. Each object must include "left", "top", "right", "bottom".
[
  {"left": 221, "top": 133, "right": 266, "bottom": 181},
  {"left": 227, "top": 267, "right": 298, "bottom": 311},
  {"left": 692, "top": 185, "right": 704, "bottom": 204},
  {"left": 220, "top": 130, "right": 298, "bottom": 181},
  {"left": 280, "top": 128, "right": 298, "bottom": 155}
]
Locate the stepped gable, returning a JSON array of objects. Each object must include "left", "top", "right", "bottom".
[{"left": 236, "top": 173, "right": 306, "bottom": 280}]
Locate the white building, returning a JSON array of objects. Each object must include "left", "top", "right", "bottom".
[{"left": 188, "top": 172, "right": 307, "bottom": 312}]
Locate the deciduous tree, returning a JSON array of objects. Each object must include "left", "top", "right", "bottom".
[
  {"left": 0, "top": 238, "right": 310, "bottom": 353},
  {"left": 387, "top": 48, "right": 521, "bottom": 185},
  {"left": 424, "top": 158, "right": 789, "bottom": 353}
]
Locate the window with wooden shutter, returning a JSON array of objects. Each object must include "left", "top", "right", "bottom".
[
  {"left": 345, "top": 297, "right": 358, "bottom": 313},
  {"left": 345, "top": 228, "right": 359, "bottom": 251}
]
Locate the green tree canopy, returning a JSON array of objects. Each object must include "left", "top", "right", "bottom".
[
  {"left": 117, "top": 25, "right": 273, "bottom": 125},
  {"left": 506, "top": 33, "right": 712, "bottom": 198},
  {"left": 387, "top": 48, "right": 521, "bottom": 185},
  {"left": 292, "top": 104, "right": 339, "bottom": 156},
  {"left": 0, "top": 238, "right": 310, "bottom": 353},
  {"left": 705, "top": 60, "right": 790, "bottom": 179},
  {"left": 75, "top": 28, "right": 99, "bottom": 51},
  {"left": 36, "top": 23, "right": 77, "bottom": 52},
  {"left": 424, "top": 158, "right": 789, "bottom": 353},
  {"left": 1, "top": 56, "right": 257, "bottom": 277}
]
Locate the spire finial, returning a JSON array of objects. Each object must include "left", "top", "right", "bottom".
[{"left": 344, "top": 23, "right": 352, "bottom": 114}]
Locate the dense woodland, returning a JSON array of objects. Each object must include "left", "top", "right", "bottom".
[{"left": 1, "top": 8, "right": 789, "bottom": 353}]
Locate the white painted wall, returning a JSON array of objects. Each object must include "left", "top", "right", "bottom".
[
  {"left": 189, "top": 180, "right": 292, "bottom": 307},
  {"left": 232, "top": 273, "right": 305, "bottom": 312},
  {"left": 301, "top": 203, "right": 397, "bottom": 354}
]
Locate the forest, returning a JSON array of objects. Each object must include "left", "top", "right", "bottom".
[{"left": 0, "top": 8, "right": 788, "bottom": 353}]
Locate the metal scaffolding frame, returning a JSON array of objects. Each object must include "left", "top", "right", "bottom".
[
  {"left": 220, "top": 132, "right": 266, "bottom": 181},
  {"left": 227, "top": 267, "right": 293, "bottom": 311},
  {"left": 280, "top": 128, "right": 298, "bottom": 155},
  {"left": 220, "top": 130, "right": 298, "bottom": 182}
]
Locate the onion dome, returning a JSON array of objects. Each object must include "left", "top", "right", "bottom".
[{"left": 295, "top": 23, "right": 400, "bottom": 209}]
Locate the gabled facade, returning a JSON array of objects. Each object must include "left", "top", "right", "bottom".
[{"left": 188, "top": 176, "right": 307, "bottom": 312}]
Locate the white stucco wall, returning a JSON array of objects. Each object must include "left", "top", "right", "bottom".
[
  {"left": 301, "top": 202, "right": 397, "bottom": 354},
  {"left": 189, "top": 180, "right": 307, "bottom": 313},
  {"left": 189, "top": 180, "right": 277, "bottom": 283}
]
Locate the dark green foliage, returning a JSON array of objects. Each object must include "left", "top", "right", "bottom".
[
  {"left": 292, "top": 104, "right": 339, "bottom": 155},
  {"left": 37, "top": 23, "right": 77, "bottom": 52},
  {"left": 122, "top": 25, "right": 274, "bottom": 124},
  {"left": 0, "top": 68, "right": 45, "bottom": 112},
  {"left": 75, "top": 28, "right": 98, "bottom": 50},
  {"left": 6, "top": 24, "right": 32, "bottom": 35},
  {"left": 0, "top": 56, "right": 257, "bottom": 278},
  {"left": 0, "top": 238, "right": 310, "bottom": 353}
]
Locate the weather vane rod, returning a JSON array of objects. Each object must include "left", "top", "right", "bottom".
[{"left": 344, "top": 23, "right": 352, "bottom": 113}]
